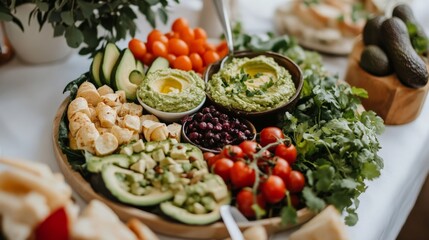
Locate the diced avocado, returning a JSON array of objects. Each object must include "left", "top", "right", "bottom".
[
  {"left": 120, "top": 145, "right": 133, "bottom": 156},
  {"left": 130, "top": 160, "right": 146, "bottom": 174},
  {"left": 152, "top": 148, "right": 165, "bottom": 162},
  {"left": 193, "top": 202, "right": 207, "bottom": 214},
  {"left": 168, "top": 164, "right": 184, "bottom": 174},
  {"left": 160, "top": 196, "right": 230, "bottom": 225},
  {"left": 174, "top": 190, "right": 187, "bottom": 206},
  {"left": 170, "top": 144, "right": 188, "bottom": 159},
  {"left": 86, "top": 154, "right": 130, "bottom": 173},
  {"left": 184, "top": 144, "right": 204, "bottom": 162},
  {"left": 145, "top": 141, "right": 159, "bottom": 152},
  {"left": 100, "top": 43, "right": 120, "bottom": 86},
  {"left": 111, "top": 49, "right": 139, "bottom": 101},
  {"left": 163, "top": 171, "right": 177, "bottom": 184},
  {"left": 160, "top": 157, "right": 176, "bottom": 167},
  {"left": 90, "top": 51, "right": 103, "bottom": 87},
  {"left": 158, "top": 140, "right": 171, "bottom": 154},
  {"left": 146, "top": 57, "right": 169, "bottom": 75},
  {"left": 201, "top": 196, "right": 216, "bottom": 211},
  {"left": 102, "top": 165, "right": 173, "bottom": 206},
  {"left": 206, "top": 175, "right": 229, "bottom": 201},
  {"left": 132, "top": 140, "right": 145, "bottom": 153},
  {"left": 142, "top": 153, "right": 157, "bottom": 170}
]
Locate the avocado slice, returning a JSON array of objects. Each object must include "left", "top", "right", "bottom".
[
  {"left": 160, "top": 197, "right": 230, "bottom": 225},
  {"left": 100, "top": 43, "right": 120, "bottom": 86},
  {"left": 90, "top": 51, "right": 104, "bottom": 87},
  {"left": 86, "top": 154, "right": 130, "bottom": 173},
  {"left": 112, "top": 49, "right": 139, "bottom": 101},
  {"left": 102, "top": 165, "right": 173, "bottom": 206}
]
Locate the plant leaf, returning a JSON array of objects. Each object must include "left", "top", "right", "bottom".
[
  {"left": 157, "top": 7, "right": 168, "bottom": 24},
  {"left": 65, "top": 26, "right": 83, "bottom": 48},
  {"left": 61, "top": 11, "right": 74, "bottom": 26}
]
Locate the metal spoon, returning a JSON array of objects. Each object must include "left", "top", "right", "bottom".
[
  {"left": 220, "top": 205, "right": 245, "bottom": 240},
  {"left": 213, "top": 0, "right": 234, "bottom": 68}
]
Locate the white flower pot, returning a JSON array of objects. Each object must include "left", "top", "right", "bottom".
[{"left": 4, "top": 3, "right": 73, "bottom": 64}]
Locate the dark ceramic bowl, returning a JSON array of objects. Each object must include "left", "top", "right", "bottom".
[
  {"left": 204, "top": 51, "right": 303, "bottom": 129},
  {"left": 181, "top": 115, "right": 256, "bottom": 154}
]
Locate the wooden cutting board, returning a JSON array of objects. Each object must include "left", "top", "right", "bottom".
[{"left": 52, "top": 98, "right": 315, "bottom": 239}]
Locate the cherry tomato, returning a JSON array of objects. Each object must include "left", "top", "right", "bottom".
[
  {"left": 238, "top": 140, "right": 258, "bottom": 157},
  {"left": 203, "top": 152, "right": 216, "bottom": 161},
  {"left": 289, "top": 193, "right": 301, "bottom": 208},
  {"left": 179, "top": 27, "right": 195, "bottom": 44},
  {"left": 203, "top": 50, "right": 220, "bottom": 65},
  {"left": 142, "top": 52, "right": 155, "bottom": 66},
  {"left": 230, "top": 161, "right": 255, "bottom": 189},
  {"left": 222, "top": 145, "right": 244, "bottom": 160},
  {"left": 172, "top": 17, "right": 189, "bottom": 32},
  {"left": 165, "top": 31, "right": 179, "bottom": 39},
  {"left": 272, "top": 157, "right": 292, "bottom": 184},
  {"left": 168, "top": 38, "right": 189, "bottom": 56},
  {"left": 189, "top": 53, "right": 203, "bottom": 72},
  {"left": 286, "top": 170, "right": 305, "bottom": 193},
  {"left": 128, "top": 38, "right": 147, "bottom": 59},
  {"left": 166, "top": 54, "right": 176, "bottom": 65},
  {"left": 204, "top": 42, "right": 216, "bottom": 51},
  {"left": 173, "top": 55, "right": 192, "bottom": 71},
  {"left": 207, "top": 153, "right": 225, "bottom": 168},
  {"left": 194, "top": 27, "right": 207, "bottom": 40},
  {"left": 260, "top": 127, "right": 285, "bottom": 148},
  {"left": 35, "top": 207, "right": 69, "bottom": 240},
  {"left": 151, "top": 41, "right": 168, "bottom": 57},
  {"left": 216, "top": 41, "right": 228, "bottom": 52},
  {"left": 147, "top": 29, "right": 164, "bottom": 49},
  {"left": 236, "top": 188, "right": 266, "bottom": 218},
  {"left": 189, "top": 39, "right": 206, "bottom": 55},
  {"left": 213, "top": 158, "right": 234, "bottom": 182},
  {"left": 275, "top": 143, "right": 298, "bottom": 165},
  {"left": 261, "top": 175, "right": 286, "bottom": 204}
]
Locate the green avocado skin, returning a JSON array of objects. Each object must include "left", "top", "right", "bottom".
[
  {"left": 363, "top": 16, "right": 387, "bottom": 46},
  {"left": 360, "top": 45, "right": 392, "bottom": 77},
  {"left": 380, "top": 18, "right": 428, "bottom": 88},
  {"left": 393, "top": 4, "right": 427, "bottom": 39}
]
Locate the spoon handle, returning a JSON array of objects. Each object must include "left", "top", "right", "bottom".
[
  {"left": 220, "top": 205, "right": 245, "bottom": 240},
  {"left": 213, "top": 0, "right": 234, "bottom": 54}
]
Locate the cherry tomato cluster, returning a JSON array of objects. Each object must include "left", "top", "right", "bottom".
[
  {"left": 203, "top": 127, "right": 306, "bottom": 219},
  {"left": 128, "top": 17, "right": 228, "bottom": 74}
]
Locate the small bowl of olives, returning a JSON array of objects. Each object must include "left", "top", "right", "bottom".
[{"left": 181, "top": 105, "right": 256, "bottom": 153}]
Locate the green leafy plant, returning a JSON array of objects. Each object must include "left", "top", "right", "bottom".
[{"left": 0, "top": 0, "right": 179, "bottom": 56}]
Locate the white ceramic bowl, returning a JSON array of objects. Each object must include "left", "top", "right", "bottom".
[{"left": 137, "top": 95, "right": 206, "bottom": 123}]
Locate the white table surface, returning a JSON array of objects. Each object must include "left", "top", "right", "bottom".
[{"left": 1, "top": 0, "right": 429, "bottom": 240}]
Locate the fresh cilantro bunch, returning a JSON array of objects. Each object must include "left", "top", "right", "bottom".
[
  {"left": 282, "top": 70, "right": 384, "bottom": 226},
  {"left": 232, "top": 27, "right": 385, "bottom": 226}
]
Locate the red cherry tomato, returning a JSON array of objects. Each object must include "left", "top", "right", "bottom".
[
  {"left": 272, "top": 157, "right": 292, "bottom": 184},
  {"left": 261, "top": 175, "right": 286, "bottom": 204},
  {"left": 230, "top": 161, "right": 255, "bottom": 189},
  {"left": 203, "top": 152, "right": 216, "bottom": 161},
  {"left": 128, "top": 38, "right": 147, "bottom": 59},
  {"left": 236, "top": 188, "right": 266, "bottom": 218},
  {"left": 289, "top": 193, "right": 301, "bottom": 208},
  {"left": 286, "top": 170, "right": 306, "bottom": 193},
  {"left": 35, "top": 207, "right": 69, "bottom": 240},
  {"left": 213, "top": 158, "right": 234, "bottom": 182},
  {"left": 172, "top": 18, "right": 189, "bottom": 32},
  {"left": 151, "top": 41, "right": 168, "bottom": 57},
  {"left": 259, "top": 127, "right": 285, "bottom": 148},
  {"left": 222, "top": 145, "right": 244, "bottom": 160},
  {"left": 207, "top": 153, "right": 225, "bottom": 168},
  {"left": 238, "top": 140, "right": 258, "bottom": 157},
  {"left": 275, "top": 143, "right": 298, "bottom": 165},
  {"left": 168, "top": 38, "right": 189, "bottom": 56}
]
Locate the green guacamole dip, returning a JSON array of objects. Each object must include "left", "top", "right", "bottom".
[
  {"left": 206, "top": 55, "right": 296, "bottom": 112},
  {"left": 138, "top": 69, "right": 205, "bottom": 112}
]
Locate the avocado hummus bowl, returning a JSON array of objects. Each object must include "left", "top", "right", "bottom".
[
  {"left": 205, "top": 51, "right": 303, "bottom": 125},
  {"left": 137, "top": 68, "right": 206, "bottom": 122}
]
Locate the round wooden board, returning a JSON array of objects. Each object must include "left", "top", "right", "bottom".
[{"left": 52, "top": 98, "right": 315, "bottom": 239}]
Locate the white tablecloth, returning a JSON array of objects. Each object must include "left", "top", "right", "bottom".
[{"left": 1, "top": 1, "right": 429, "bottom": 240}]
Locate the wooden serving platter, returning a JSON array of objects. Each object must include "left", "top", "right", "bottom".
[{"left": 52, "top": 98, "right": 315, "bottom": 239}]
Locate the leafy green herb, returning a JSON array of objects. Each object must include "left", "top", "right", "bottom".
[
  {"left": 303, "top": 0, "right": 320, "bottom": 6},
  {"left": 406, "top": 22, "right": 429, "bottom": 55},
  {"left": 232, "top": 26, "right": 384, "bottom": 226},
  {"left": 0, "top": 0, "right": 180, "bottom": 56}
]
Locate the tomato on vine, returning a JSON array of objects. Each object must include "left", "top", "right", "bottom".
[
  {"left": 259, "top": 127, "right": 284, "bottom": 147},
  {"left": 222, "top": 145, "right": 244, "bottom": 160},
  {"left": 261, "top": 175, "right": 286, "bottom": 204},
  {"left": 212, "top": 158, "right": 234, "bottom": 182},
  {"left": 272, "top": 157, "right": 292, "bottom": 184},
  {"left": 238, "top": 140, "right": 258, "bottom": 157},
  {"left": 286, "top": 170, "right": 306, "bottom": 193},
  {"left": 230, "top": 161, "right": 255, "bottom": 189},
  {"left": 236, "top": 188, "right": 266, "bottom": 218},
  {"left": 275, "top": 143, "right": 298, "bottom": 165}
]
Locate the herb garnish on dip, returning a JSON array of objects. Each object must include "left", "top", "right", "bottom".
[
  {"left": 207, "top": 56, "right": 296, "bottom": 112},
  {"left": 138, "top": 69, "right": 205, "bottom": 112}
]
